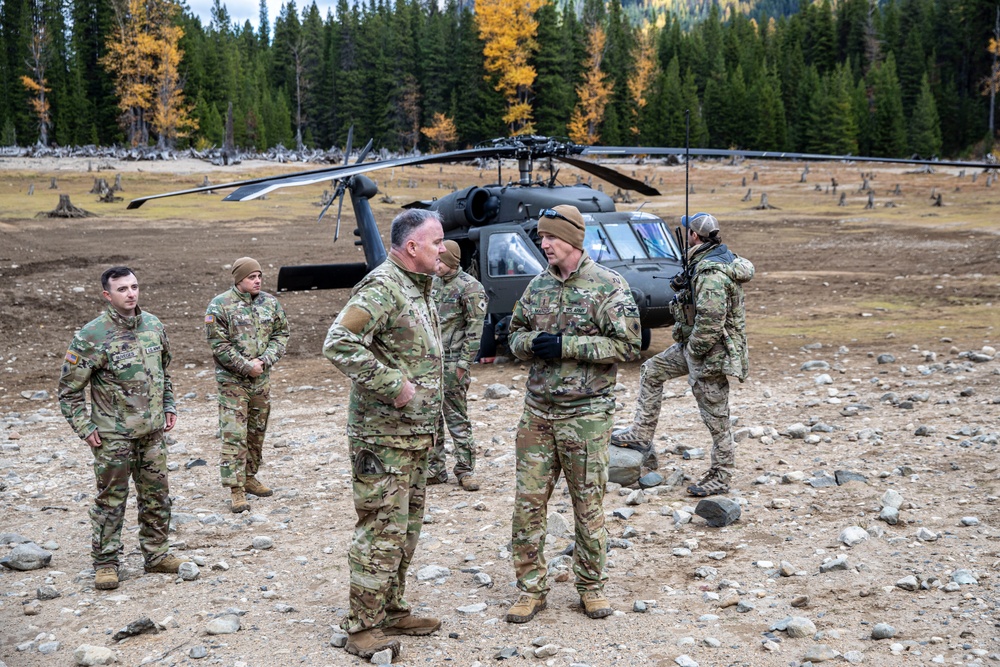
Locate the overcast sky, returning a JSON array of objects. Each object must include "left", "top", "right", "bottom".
[{"left": 185, "top": 0, "right": 336, "bottom": 32}]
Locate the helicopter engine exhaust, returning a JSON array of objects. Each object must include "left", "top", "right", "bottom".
[{"left": 437, "top": 186, "right": 500, "bottom": 232}]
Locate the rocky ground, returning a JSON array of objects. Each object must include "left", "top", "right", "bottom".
[{"left": 0, "top": 156, "right": 999, "bottom": 667}]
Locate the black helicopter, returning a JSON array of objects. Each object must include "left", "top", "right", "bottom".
[{"left": 128, "top": 135, "right": 998, "bottom": 356}]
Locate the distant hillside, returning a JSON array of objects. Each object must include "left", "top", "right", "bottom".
[{"left": 614, "top": 0, "right": 802, "bottom": 26}]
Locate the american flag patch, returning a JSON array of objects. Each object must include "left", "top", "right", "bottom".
[
  {"left": 205, "top": 314, "right": 215, "bottom": 323},
  {"left": 65, "top": 351, "right": 79, "bottom": 365}
]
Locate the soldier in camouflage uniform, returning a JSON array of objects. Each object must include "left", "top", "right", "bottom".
[
  {"left": 505, "top": 205, "right": 641, "bottom": 624},
  {"left": 58, "top": 266, "right": 188, "bottom": 590},
  {"left": 323, "top": 210, "right": 446, "bottom": 659},
  {"left": 428, "top": 240, "right": 487, "bottom": 491},
  {"left": 611, "top": 213, "right": 754, "bottom": 497},
  {"left": 206, "top": 257, "right": 289, "bottom": 513}
]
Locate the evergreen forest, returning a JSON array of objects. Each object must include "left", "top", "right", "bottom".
[{"left": 1, "top": 0, "right": 998, "bottom": 159}]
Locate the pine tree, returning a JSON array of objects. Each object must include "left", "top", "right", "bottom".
[
  {"left": 909, "top": 72, "right": 941, "bottom": 156},
  {"left": 868, "top": 52, "right": 908, "bottom": 156},
  {"left": 531, "top": 1, "right": 574, "bottom": 137}
]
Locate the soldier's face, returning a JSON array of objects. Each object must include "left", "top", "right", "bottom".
[
  {"left": 540, "top": 232, "right": 578, "bottom": 272},
  {"left": 237, "top": 271, "right": 262, "bottom": 296},
  {"left": 102, "top": 273, "right": 139, "bottom": 317},
  {"left": 434, "top": 261, "right": 453, "bottom": 278},
  {"left": 408, "top": 220, "right": 446, "bottom": 275}
]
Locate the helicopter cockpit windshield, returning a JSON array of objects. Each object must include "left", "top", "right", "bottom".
[
  {"left": 488, "top": 232, "right": 545, "bottom": 277},
  {"left": 583, "top": 213, "right": 680, "bottom": 263}
]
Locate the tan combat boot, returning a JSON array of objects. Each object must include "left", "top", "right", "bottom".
[
  {"left": 245, "top": 476, "right": 273, "bottom": 497},
  {"left": 580, "top": 590, "right": 613, "bottom": 619},
  {"left": 382, "top": 613, "right": 442, "bottom": 636},
  {"left": 458, "top": 474, "right": 480, "bottom": 491},
  {"left": 505, "top": 594, "right": 546, "bottom": 623},
  {"left": 230, "top": 487, "right": 251, "bottom": 513},
  {"left": 94, "top": 566, "right": 119, "bottom": 590},
  {"left": 344, "top": 628, "right": 400, "bottom": 659},
  {"left": 145, "top": 553, "right": 189, "bottom": 574}
]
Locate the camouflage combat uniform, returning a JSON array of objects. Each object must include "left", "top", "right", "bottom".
[
  {"left": 58, "top": 305, "right": 176, "bottom": 569},
  {"left": 323, "top": 255, "right": 443, "bottom": 634},
  {"left": 205, "top": 286, "right": 289, "bottom": 489},
  {"left": 622, "top": 243, "right": 754, "bottom": 476},
  {"left": 507, "top": 253, "right": 640, "bottom": 599},
  {"left": 428, "top": 268, "right": 486, "bottom": 482}
]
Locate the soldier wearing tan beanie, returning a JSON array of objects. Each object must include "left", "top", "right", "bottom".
[{"left": 537, "top": 205, "right": 586, "bottom": 250}]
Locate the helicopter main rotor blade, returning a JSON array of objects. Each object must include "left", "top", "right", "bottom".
[
  {"left": 558, "top": 155, "right": 660, "bottom": 196},
  {"left": 343, "top": 125, "right": 354, "bottom": 165}
]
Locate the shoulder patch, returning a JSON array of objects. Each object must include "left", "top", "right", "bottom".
[
  {"left": 205, "top": 314, "right": 215, "bottom": 323},
  {"left": 339, "top": 305, "right": 372, "bottom": 335},
  {"left": 65, "top": 350, "right": 79, "bottom": 365}
]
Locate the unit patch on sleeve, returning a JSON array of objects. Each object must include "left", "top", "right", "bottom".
[{"left": 65, "top": 351, "right": 79, "bottom": 365}]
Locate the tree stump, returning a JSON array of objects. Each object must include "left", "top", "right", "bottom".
[
  {"left": 931, "top": 193, "right": 943, "bottom": 206},
  {"left": 98, "top": 189, "right": 122, "bottom": 203},
  {"left": 831, "top": 177, "right": 838, "bottom": 193},
  {"left": 838, "top": 192, "right": 847, "bottom": 206},
  {"left": 752, "top": 171, "right": 758, "bottom": 182},
  {"left": 864, "top": 192, "right": 875, "bottom": 209},
  {"left": 49, "top": 177, "right": 57, "bottom": 189},
  {"left": 741, "top": 176, "right": 746, "bottom": 187},
  {"left": 741, "top": 188, "right": 752, "bottom": 202},
  {"left": 40, "top": 194, "right": 95, "bottom": 218},
  {"left": 27, "top": 184, "right": 34, "bottom": 196},
  {"left": 892, "top": 184, "right": 901, "bottom": 195},
  {"left": 753, "top": 193, "right": 778, "bottom": 210},
  {"left": 90, "top": 177, "right": 110, "bottom": 194},
  {"left": 113, "top": 174, "right": 123, "bottom": 192}
]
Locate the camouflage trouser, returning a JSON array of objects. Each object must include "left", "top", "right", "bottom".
[
  {"left": 512, "top": 410, "right": 610, "bottom": 597},
  {"left": 429, "top": 362, "right": 475, "bottom": 479},
  {"left": 217, "top": 381, "right": 270, "bottom": 488},
  {"left": 632, "top": 342, "right": 734, "bottom": 470},
  {"left": 90, "top": 432, "right": 171, "bottom": 569},
  {"left": 342, "top": 436, "right": 429, "bottom": 634}
]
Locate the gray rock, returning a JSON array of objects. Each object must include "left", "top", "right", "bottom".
[
  {"left": 457, "top": 603, "right": 487, "bottom": 614},
  {"left": 274, "top": 603, "right": 294, "bottom": 613},
  {"left": 835, "top": 470, "right": 868, "bottom": 485},
  {"left": 876, "top": 354, "right": 895, "bottom": 364},
  {"left": 694, "top": 498, "right": 741, "bottom": 527},
  {"left": 916, "top": 527, "right": 938, "bottom": 541},
  {"left": 205, "top": 614, "right": 240, "bottom": 635},
  {"left": 895, "top": 575, "right": 918, "bottom": 591},
  {"left": 960, "top": 516, "right": 980, "bottom": 527},
  {"left": 633, "top": 600, "right": 647, "bottom": 612},
  {"left": 534, "top": 645, "right": 559, "bottom": 659},
  {"left": 416, "top": 565, "right": 450, "bottom": 581},
  {"left": 608, "top": 446, "right": 644, "bottom": 486},
  {"left": 330, "top": 634, "right": 348, "bottom": 648},
  {"left": 803, "top": 645, "right": 840, "bottom": 662},
  {"left": 808, "top": 475, "right": 837, "bottom": 488},
  {"left": 819, "top": 557, "right": 849, "bottom": 573},
  {"left": 20, "top": 389, "right": 49, "bottom": 400},
  {"left": 839, "top": 526, "right": 870, "bottom": 547},
  {"left": 842, "top": 650, "right": 864, "bottom": 664},
  {"left": 483, "top": 384, "right": 511, "bottom": 399},
  {"left": 638, "top": 472, "right": 663, "bottom": 488},
  {"left": 472, "top": 572, "right": 492, "bottom": 587},
  {"left": 546, "top": 511, "right": 570, "bottom": 538},
  {"left": 800, "top": 360, "right": 830, "bottom": 371},
  {"left": 871, "top": 623, "right": 896, "bottom": 639},
  {"left": 1, "top": 542, "right": 52, "bottom": 570},
  {"left": 786, "top": 423, "right": 810, "bottom": 439},
  {"left": 612, "top": 507, "right": 634, "bottom": 520},
  {"left": 675, "top": 656, "right": 699, "bottom": 667},
  {"left": 23, "top": 600, "right": 41, "bottom": 615},
  {"left": 681, "top": 448, "right": 705, "bottom": 459},
  {"left": 38, "top": 642, "right": 60, "bottom": 655},
  {"left": 736, "top": 600, "right": 755, "bottom": 613},
  {"left": 37, "top": 585, "right": 60, "bottom": 600},
  {"left": 188, "top": 646, "right": 207, "bottom": 659},
  {"left": 251, "top": 536, "right": 274, "bottom": 550},
  {"left": 370, "top": 648, "right": 393, "bottom": 664},
  {"left": 0, "top": 533, "right": 32, "bottom": 545},
  {"left": 73, "top": 644, "right": 116, "bottom": 665},
  {"left": 785, "top": 617, "right": 817, "bottom": 638},
  {"left": 178, "top": 562, "right": 200, "bottom": 581},
  {"left": 951, "top": 569, "right": 978, "bottom": 585},
  {"left": 625, "top": 489, "right": 645, "bottom": 506},
  {"left": 879, "top": 507, "right": 899, "bottom": 525},
  {"left": 112, "top": 617, "right": 159, "bottom": 642}
]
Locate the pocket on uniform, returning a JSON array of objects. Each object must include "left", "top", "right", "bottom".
[{"left": 353, "top": 449, "right": 397, "bottom": 514}]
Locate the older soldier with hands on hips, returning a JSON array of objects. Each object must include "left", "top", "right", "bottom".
[
  {"left": 205, "top": 257, "right": 289, "bottom": 514},
  {"left": 58, "top": 266, "right": 188, "bottom": 591},
  {"left": 323, "top": 210, "right": 446, "bottom": 659},
  {"left": 505, "top": 205, "right": 641, "bottom": 625}
]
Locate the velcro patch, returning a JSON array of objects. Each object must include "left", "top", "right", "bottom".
[
  {"left": 65, "top": 351, "right": 79, "bottom": 365},
  {"left": 204, "top": 314, "right": 215, "bottom": 323},
  {"left": 339, "top": 305, "right": 372, "bottom": 335},
  {"left": 145, "top": 345, "right": 162, "bottom": 354}
]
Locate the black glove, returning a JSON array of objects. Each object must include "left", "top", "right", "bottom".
[
  {"left": 669, "top": 272, "right": 687, "bottom": 292},
  {"left": 531, "top": 332, "right": 562, "bottom": 360}
]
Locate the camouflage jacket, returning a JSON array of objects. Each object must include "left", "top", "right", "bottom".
[
  {"left": 509, "top": 254, "right": 641, "bottom": 418},
  {"left": 323, "top": 255, "right": 443, "bottom": 446},
  {"left": 58, "top": 306, "right": 176, "bottom": 440},
  {"left": 205, "top": 287, "right": 289, "bottom": 385},
  {"left": 432, "top": 268, "right": 487, "bottom": 370},
  {"left": 670, "top": 243, "right": 754, "bottom": 381}
]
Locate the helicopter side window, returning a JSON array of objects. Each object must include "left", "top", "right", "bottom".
[
  {"left": 633, "top": 221, "right": 680, "bottom": 259},
  {"left": 584, "top": 225, "right": 619, "bottom": 261},
  {"left": 602, "top": 223, "right": 648, "bottom": 261},
  {"left": 488, "top": 233, "right": 544, "bottom": 277}
]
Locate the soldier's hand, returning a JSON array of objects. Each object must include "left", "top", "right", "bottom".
[
  {"left": 455, "top": 367, "right": 466, "bottom": 382},
  {"left": 531, "top": 332, "right": 563, "bottom": 360},
  {"left": 394, "top": 380, "right": 416, "bottom": 408},
  {"left": 84, "top": 431, "right": 102, "bottom": 448},
  {"left": 165, "top": 413, "right": 177, "bottom": 431},
  {"left": 249, "top": 359, "right": 265, "bottom": 377}
]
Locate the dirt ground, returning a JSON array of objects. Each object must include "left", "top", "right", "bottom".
[{"left": 0, "top": 156, "right": 998, "bottom": 667}]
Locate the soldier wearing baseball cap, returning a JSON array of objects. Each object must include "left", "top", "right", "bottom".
[{"left": 612, "top": 211, "right": 755, "bottom": 498}]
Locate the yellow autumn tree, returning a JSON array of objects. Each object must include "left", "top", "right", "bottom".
[
  {"left": 568, "top": 24, "right": 612, "bottom": 145},
  {"left": 627, "top": 24, "right": 659, "bottom": 137},
  {"left": 477, "top": 0, "right": 545, "bottom": 136},
  {"left": 422, "top": 113, "right": 458, "bottom": 153},
  {"left": 103, "top": 0, "right": 195, "bottom": 147},
  {"left": 21, "top": 0, "right": 50, "bottom": 145}
]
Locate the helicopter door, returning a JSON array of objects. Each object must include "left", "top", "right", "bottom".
[{"left": 477, "top": 225, "right": 546, "bottom": 316}]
